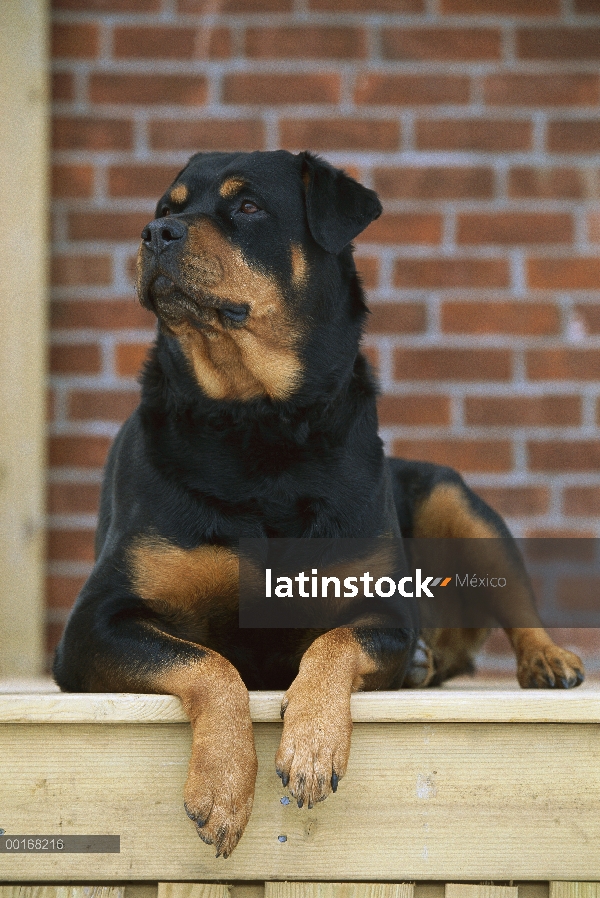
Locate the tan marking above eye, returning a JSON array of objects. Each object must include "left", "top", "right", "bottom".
[
  {"left": 291, "top": 244, "right": 308, "bottom": 287},
  {"left": 219, "top": 177, "right": 246, "bottom": 199},
  {"left": 128, "top": 537, "right": 239, "bottom": 615},
  {"left": 170, "top": 183, "right": 189, "bottom": 204}
]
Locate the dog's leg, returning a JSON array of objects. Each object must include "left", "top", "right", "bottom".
[
  {"left": 389, "top": 458, "right": 585, "bottom": 688},
  {"left": 275, "top": 626, "right": 414, "bottom": 807},
  {"left": 55, "top": 616, "right": 257, "bottom": 858}
]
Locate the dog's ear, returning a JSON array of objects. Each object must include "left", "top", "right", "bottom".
[{"left": 300, "top": 152, "right": 382, "bottom": 254}]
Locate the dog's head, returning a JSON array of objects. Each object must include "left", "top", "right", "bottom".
[{"left": 137, "top": 150, "right": 382, "bottom": 403}]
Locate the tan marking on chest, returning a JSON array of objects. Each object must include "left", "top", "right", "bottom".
[
  {"left": 128, "top": 537, "right": 239, "bottom": 614},
  {"left": 219, "top": 177, "right": 246, "bottom": 198},
  {"left": 173, "top": 219, "right": 302, "bottom": 401},
  {"left": 170, "top": 183, "right": 189, "bottom": 204}
]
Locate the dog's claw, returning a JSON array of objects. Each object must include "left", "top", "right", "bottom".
[{"left": 331, "top": 772, "right": 338, "bottom": 792}]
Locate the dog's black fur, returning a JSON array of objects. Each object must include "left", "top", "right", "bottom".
[{"left": 54, "top": 150, "right": 584, "bottom": 858}]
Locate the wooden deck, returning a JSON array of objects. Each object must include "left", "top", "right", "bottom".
[{"left": 1, "top": 681, "right": 599, "bottom": 882}]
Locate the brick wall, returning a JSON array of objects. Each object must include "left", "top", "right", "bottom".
[{"left": 49, "top": 0, "right": 600, "bottom": 673}]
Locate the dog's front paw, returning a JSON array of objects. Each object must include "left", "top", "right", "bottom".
[
  {"left": 275, "top": 683, "right": 352, "bottom": 809},
  {"left": 184, "top": 711, "right": 257, "bottom": 858},
  {"left": 517, "top": 643, "right": 585, "bottom": 689}
]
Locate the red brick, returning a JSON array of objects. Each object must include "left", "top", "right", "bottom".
[
  {"left": 465, "top": 396, "right": 581, "bottom": 426},
  {"left": 113, "top": 26, "right": 197, "bottom": 59},
  {"left": 548, "top": 120, "right": 600, "bottom": 153},
  {"left": 245, "top": 26, "right": 367, "bottom": 59},
  {"left": 360, "top": 213, "right": 442, "bottom": 245},
  {"left": 149, "top": 119, "right": 265, "bottom": 152},
  {"left": 47, "top": 575, "right": 88, "bottom": 610},
  {"left": 108, "top": 164, "right": 181, "bottom": 198},
  {"left": 378, "top": 395, "right": 450, "bottom": 426},
  {"left": 198, "top": 28, "right": 232, "bottom": 59},
  {"left": 394, "top": 258, "right": 509, "bottom": 289},
  {"left": 281, "top": 119, "right": 400, "bottom": 151},
  {"left": 179, "top": 0, "right": 292, "bottom": 9},
  {"left": 355, "top": 74, "right": 470, "bottom": 105},
  {"left": 69, "top": 390, "right": 139, "bottom": 422},
  {"left": 556, "top": 576, "right": 600, "bottom": 613},
  {"left": 223, "top": 74, "right": 340, "bottom": 105},
  {"left": 508, "top": 167, "right": 585, "bottom": 199},
  {"left": 90, "top": 74, "right": 207, "bottom": 106},
  {"left": 529, "top": 442, "right": 600, "bottom": 472},
  {"left": 574, "top": 0, "right": 600, "bottom": 10},
  {"left": 51, "top": 254, "right": 112, "bottom": 287},
  {"left": 49, "top": 436, "right": 112, "bottom": 469},
  {"left": 362, "top": 344, "right": 379, "bottom": 374},
  {"left": 564, "top": 487, "right": 600, "bottom": 517},
  {"left": 54, "top": 0, "right": 159, "bottom": 9},
  {"left": 310, "top": 0, "right": 423, "bottom": 8},
  {"left": 382, "top": 28, "right": 501, "bottom": 61},
  {"left": 457, "top": 212, "right": 573, "bottom": 245},
  {"left": 517, "top": 28, "right": 600, "bottom": 60},
  {"left": 443, "top": 0, "right": 559, "bottom": 11},
  {"left": 367, "top": 302, "right": 427, "bottom": 334},
  {"left": 574, "top": 304, "right": 600, "bottom": 334},
  {"left": 394, "top": 348, "right": 512, "bottom": 382},
  {"left": 47, "top": 483, "right": 101, "bottom": 516},
  {"left": 53, "top": 117, "right": 133, "bottom": 151},
  {"left": 527, "top": 258, "right": 600, "bottom": 290},
  {"left": 588, "top": 213, "right": 600, "bottom": 243},
  {"left": 525, "top": 527, "right": 596, "bottom": 540},
  {"left": 355, "top": 256, "right": 379, "bottom": 289},
  {"left": 52, "top": 23, "right": 99, "bottom": 58},
  {"left": 51, "top": 299, "right": 154, "bottom": 331},
  {"left": 116, "top": 342, "right": 152, "bottom": 376},
  {"left": 47, "top": 529, "right": 96, "bottom": 563},
  {"left": 417, "top": 119, "right": 532, "bottom": 152},
  {"left": 475, "top": 486, "right": 550, "bottom": 517},
  {"left": 442, "top": 301, "right": 560, "bottom": 335},
  {"left": 52, "top": 164, "right": 94, "bottom": 199},
  {"left": 391, "top": 439, "right": 512, "bottom": 473},
  {"left": 484, "top": 74, "right": 599, "bottom": 107},
  {"left": 374, "top": 166, "right": 494, "bottom": 200},
  {"left": 68, "top": 211, "right": 149, "bottom": 242},
  {"left": 52, "top": 72, "right": 74, "bottom": 102},
  {"left": 527, "top": 349, "right": 600, "bottom": 381},
  {"left": 49, "top": 344, "right": 102, "bottom": 375}
]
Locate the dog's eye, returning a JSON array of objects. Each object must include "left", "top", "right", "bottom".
[{"left": 239, "top": 201, "right": 259, "bottom": 215}]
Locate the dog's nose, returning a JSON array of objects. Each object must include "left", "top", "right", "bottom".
[{"left": 141, "top": 218, "right": 186, "bottom": 254}]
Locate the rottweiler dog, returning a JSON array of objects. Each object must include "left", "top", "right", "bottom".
[{"left": 53, "top": 150, "right": 584, "bottom": 859}]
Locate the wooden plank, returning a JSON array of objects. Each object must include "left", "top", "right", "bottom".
[
  {"left": 550, "top": 886, "right": 600, "bottom": 898},
  {"left": 0, "top": 0, "right": 48, "bottom": 677},
  {"left": 1, "top": 689, "right": 600, "bottom": 724},
  {"left": 158, "top": 886, "right": 229, "bottom": 898},
  {"left": 1, "top": 720, "right": 600, "bottom": 880},
  {"left": 266, "top": 885, "right": 413, "bottom": 898},
  {"left": 0, "top": 889, "right": 123, "bottom": 898},
  {"left": 446, "top": 888, "right": 517, "bottom": 898}
]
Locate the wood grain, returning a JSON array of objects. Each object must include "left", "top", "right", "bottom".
[
  {"left": 1, "top": 689, "right": 600, "bottom": 724},
  {"left": 550, "top": 886, "right": 600, "bottom": 898},
  {"left": 1, "top": 719, "right": 600, "bottom": 880},
  {"left": 446, "top": 888, "right": 518, "bottom": 898},
  {"left": 266, "top": 885, "right": 413, "bottom": 898}
]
